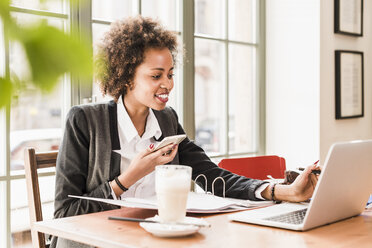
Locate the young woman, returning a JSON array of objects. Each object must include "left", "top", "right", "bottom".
[{"left": 52, "top": 16, "right": 318, "bottom": 247}]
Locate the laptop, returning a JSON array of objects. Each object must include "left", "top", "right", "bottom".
[{"left": 229, "top": 140, "right": 372, "bottom": 231}]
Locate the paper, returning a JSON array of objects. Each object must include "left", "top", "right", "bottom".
[{"left": 69, "top": 192, "right": 273, "bottom": 213}]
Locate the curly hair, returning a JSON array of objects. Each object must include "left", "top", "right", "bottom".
[{"left": 95, "top": 16, "right": 178, "bottom": 101}]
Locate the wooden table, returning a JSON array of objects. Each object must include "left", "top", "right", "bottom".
[{"left": 34, "top": 208, "right": 372, "bottom": 248}]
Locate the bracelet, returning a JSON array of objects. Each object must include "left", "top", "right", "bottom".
[
  {"left": 114, "top": 177, "right": 128, "bottom": 192},
  {"left": 271, "top": 183, "right": 282, "bottom": 204}
]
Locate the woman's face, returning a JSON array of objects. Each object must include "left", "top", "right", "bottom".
[{"left": 125, "top": 48, "right": 174, "bottom": 112}]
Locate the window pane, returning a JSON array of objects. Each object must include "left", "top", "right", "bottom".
[
  {"left": 9, "top": 42, "right": 63, "bottom": 173},
  {"left": 11, "top": 176, "right": 55, "bottom": 247},
  {"left": 10, "top": 86, "right": 63, "bottom": 174},
  {"left": 11, "top": 0, "right": 66, "bottom": 14},
  {"left": 164, "top": 35, "right": 182, "bottom": 114},
  {"left": 141, "top": 0, "right": 180, "bottom": 31},
  {"left": 92, "top": 0, "right": 136, "bottom": 21},
  {"left": 195, "top": 39, "right": 225, "bottom": 155},
  {"left": 92, "top": 24, "right": 111, "bottom": 54},
  {"left": 92, "top": 23, "right": 114, "bottom": 103},
  {"left": 195, "top": 0, "right": 225, "bottom": 38},
  {"left": 0, "top": 182, "right": 6, "bottom": 248},
  {"left": 9, "top": 13, "right": 65, "bottom": 174},
  {"left": 228, "top": 44, "right": 256, "bottom": 153},
  {"left": 12, "top": 11, "right": 65, "bottom": 29},
  {"left": 228, "top": 0, "right": 256, "bottom": 43},
  {"left": 0, "top": 109, "right": 6, "bottom": 177}
]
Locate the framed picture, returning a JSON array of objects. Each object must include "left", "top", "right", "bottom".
[
  {"left": 334, "top": 0, "right": 363, "bottom": 36},
  {"left": 335, "top": 50, "right": 364, "bottom": 119}
]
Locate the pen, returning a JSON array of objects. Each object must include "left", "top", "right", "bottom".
[
  {"left": 298, "top": 160, "right": 321, "bottom": 175},
  {"left": 108, "top": 216, "right": 211, "bottom": 227},
  {"left": 298, "top": 168, "right": 321, "bottom": 175}
]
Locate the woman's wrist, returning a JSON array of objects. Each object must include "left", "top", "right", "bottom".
[
  {"left": 110, "top": 180, "right": 122, "bottom": 197},
  {"left": 274, "top": 184, "right": 299, "bottom": 202},
  {"left": 261, "top": 183, "right": 297, "bottom": 202},
  {"left": 114, "top": 177, "right": 129, "bottom": 192},
  {"left": 110, "top": 173, "right": 134, "bottom": 197}
]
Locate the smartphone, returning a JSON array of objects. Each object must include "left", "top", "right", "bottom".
[{"left": 153, "top": 134, "right": 187, "bottom": 151}]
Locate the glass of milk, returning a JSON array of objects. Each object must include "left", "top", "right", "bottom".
[{"left": 155, "top": 165, "right": 192, "bottom": 223}]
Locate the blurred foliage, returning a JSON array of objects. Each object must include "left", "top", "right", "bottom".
[
  {"left": 0, "top": 77, "right": 12, "bottom": 107},
  {"left": 0, "top": 0, "right": 92, "bottom": 108}
]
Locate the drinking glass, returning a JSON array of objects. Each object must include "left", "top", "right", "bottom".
[{"left": 155, "top": 165, "right": 192, "bottom": 222}]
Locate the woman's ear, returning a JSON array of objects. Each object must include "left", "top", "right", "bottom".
[{"left": 127, "top": 80, "right": 135, "bottom": 91}]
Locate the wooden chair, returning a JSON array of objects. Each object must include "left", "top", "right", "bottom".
[
  {"left": 24, "top": 148, "right": 58, "bottom": 248},
  {"left": 218, "top": 155, "right": 286, "bottom": 180}
]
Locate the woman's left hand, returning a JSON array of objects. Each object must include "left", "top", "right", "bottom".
[
  {"left": 262, "top": 163, "right": 320, "bottom": 202},
  {"left": 288, "top": 164, "right": 320, "bottom": 202}
]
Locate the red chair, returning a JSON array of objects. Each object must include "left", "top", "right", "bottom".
[{"left": 218, "top": 155, "right": 286, "bottom": 180}]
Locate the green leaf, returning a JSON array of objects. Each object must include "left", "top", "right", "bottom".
[
  {"left": 0, "top": 77, "right": 12, "bottom": 108},
  {"left": 0, "top": 0, "right": 11, "bottom": 19},
  {"left": 0, "top": 0, "right": 15, "bottom": 30},
  {"left": 19, "top": 23, "right": 92, "bottom": 92}
]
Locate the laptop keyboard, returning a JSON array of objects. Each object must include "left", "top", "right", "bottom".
[{"left": 264, "top": 208, "right": 308, "bottom": 225}]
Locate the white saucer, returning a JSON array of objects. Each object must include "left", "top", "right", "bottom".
[{"left": 139, "top": 216, "right": 208, "bottom": 238}]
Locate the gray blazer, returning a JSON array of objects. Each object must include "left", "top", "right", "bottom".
[{"left": 51, "top": 100, "right": 266, "bottom": 247}]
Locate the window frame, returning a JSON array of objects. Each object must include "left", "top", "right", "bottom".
[{"left": 190, "top": 0, "right": 266, "bottom": 159}]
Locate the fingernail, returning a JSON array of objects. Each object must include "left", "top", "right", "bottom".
[{"left": 149, "top": 144, "right": 154, "bottom": 149}]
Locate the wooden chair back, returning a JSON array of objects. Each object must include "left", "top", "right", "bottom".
[
  {"left": 24, "top": 148, "right": 58, "bottom": 248},
  {"left": 218, "top": 155, "right": 286, "bottom": 180}
]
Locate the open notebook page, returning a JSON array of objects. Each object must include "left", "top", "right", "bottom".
[{"left": 69, "top": 192, "right": 273, "bottom": 213}]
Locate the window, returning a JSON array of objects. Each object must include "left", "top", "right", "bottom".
[
  {"left": 193, "top": 0, "right": 263, "bottom": 158},
  {"left": 1, "top": 1, "right": 69, "bottom": 247},
  {"left": 0, "top": 1, "right": 264, "bottom": 247}
]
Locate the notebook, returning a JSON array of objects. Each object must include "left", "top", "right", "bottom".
[
  {"left": 229, "top": 139, "right": 372, "bottom": 231},
  {"left": 70, "top": 192, "right": 273, "bottom": 213}
]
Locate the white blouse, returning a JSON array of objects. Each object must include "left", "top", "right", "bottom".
[{"left": 111, "top": 96, "right": 162, "bottom": 199}]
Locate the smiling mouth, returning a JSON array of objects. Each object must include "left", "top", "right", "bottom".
[{"left": 155, "top": 94, "right": 169, "bottom": 103}]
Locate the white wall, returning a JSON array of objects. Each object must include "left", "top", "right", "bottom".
[
  {"left": 266, "top": 0, "right": 320, "bottom": 169},
  {"left": 320, "top": 0, "right": 372, "bottom": 161},
  {"left": 266, "top": 0, "right": 372, "bottom": 169}
]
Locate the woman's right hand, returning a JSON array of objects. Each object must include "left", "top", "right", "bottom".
[
  {"left": 111, "top": 143, "right": 179, "bottom": 196},
  {"left": 127, "top": 143, "right": 179, "bottom": 179}
]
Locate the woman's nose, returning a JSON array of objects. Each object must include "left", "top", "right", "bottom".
[{"left": 161, "top": 77, "right": 173, "bottom": 91}]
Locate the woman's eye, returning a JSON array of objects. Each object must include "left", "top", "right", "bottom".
[
  {"left": 152, "top": 75, "right": 161, "bottom": 79},
  {"left": 168, "top": 74, "right": 174, "bottom": 79}
]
